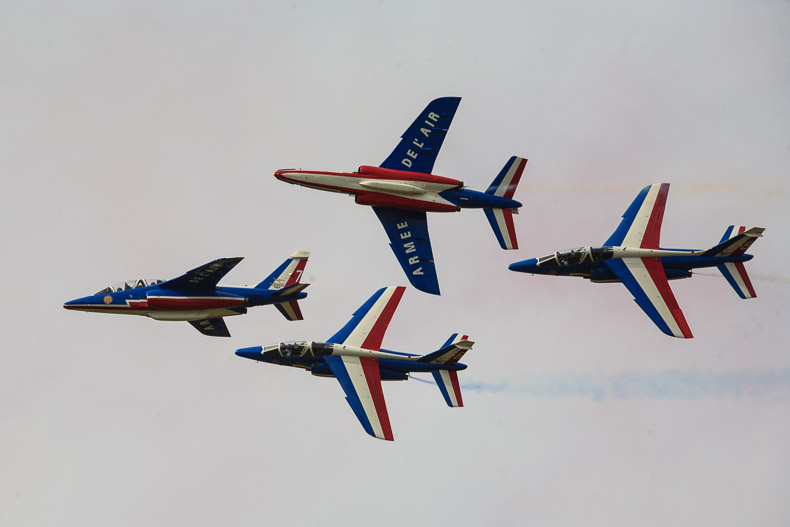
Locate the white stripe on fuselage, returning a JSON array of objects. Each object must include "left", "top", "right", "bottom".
[
  {"left": 612, "top": 247, "right": 702, "bottom": 259},
  {"left": 283, "top": 172, "right": 458, "bottom": 207}
]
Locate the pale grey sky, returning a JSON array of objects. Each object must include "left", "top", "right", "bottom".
[{"left": 2, "top": 1, "right": 789, "bottom": 525}]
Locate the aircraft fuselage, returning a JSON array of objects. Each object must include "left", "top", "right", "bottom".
[
  {"left": 274, "top": 165, "right": 521, "bottom": 213},
  {"left": 509, "top": 245, "right": 755, "bottom": 282},
  {"left": 63, "top": 285, "right": 307, "bottom": 322},
  {"left": 236, "top": 340, "right": 467, "bottom": 379}
]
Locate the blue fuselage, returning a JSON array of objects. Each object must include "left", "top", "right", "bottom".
[
  {"left": 236, "top": 343, "right": 466, "bottom": 381},
  {"left": 63, "top": 284, "right": 307, "bottom": 320},
  {"left": 509, "top": 246, "right": 754, "bottom": 282},
  {"left": 439, "top": 188, "right": 522, "bottom": 210}
]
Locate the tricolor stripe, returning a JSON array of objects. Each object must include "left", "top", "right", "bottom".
[
  {"left": 485, "top": 208, "right": 519, "bottom": 250},
  {"left": 337, "top": 286, "right": 406, "bottom": 351},
  {"left": 325, "top": 355, "right": 393, "bottom": 441},
  {"left": 274, "top": 300, "right": 304, "bottom": 321},
  {"left": 718, "top": 262, "right": 757, "bottom": 299},
  {"left": 620, "top": 183, "right": 669, "bottom": 249},
  {"left": 487, "top": 156, "right": 527, "bottom": 199},
  {"left": 605, "top": 258, "right": 693, "bottom": 338},
  {"left": 432, "top": 370, "right": 464, "bottom": 407}
]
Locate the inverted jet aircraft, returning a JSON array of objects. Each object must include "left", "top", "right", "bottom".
[
  {"left": 508, "top": 183, "right": 764, "bottom": 338},
  {"left": 274, "top": 96, "right": 527, "bottom": 295},
  {"left": 64, "top": 251, "right": 310, "bottom": 336},
  {"left": 236, "top": 286, "right": 473, "bottom": 440}
]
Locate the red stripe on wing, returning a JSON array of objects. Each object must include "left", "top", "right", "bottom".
[
  {"left": 642, "top": 257, "right": 693, "bottom": 338},
  {"left": 641, "top": 183, "right": 669, "bottom": 249},
  {"left": 359, "top": 357, "right": 393, "bottom": 441},
  {"left": 360, "top": 286, "right": 406, "bottom": 351}
]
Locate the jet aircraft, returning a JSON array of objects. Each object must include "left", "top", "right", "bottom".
[
  {"left": 64, "top": 251, "right": 310, "bottom": 336},
  {"left": 236, "top": 286, "right": 473, "bottom": 440},
  {"left": 274, "top": 97, "right": 527, "bottom": 295},
  {"left": 508, "top": 183, "right": 764, "bottom": 338}
]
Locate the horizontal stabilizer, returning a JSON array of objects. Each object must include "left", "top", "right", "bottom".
[
  {"left": 274, "top": 282, "right": 310, "bottom": 297},
  {"left": 188, "top": 317, "right": 231, "bottom": 337},
  {"left": 431, "top": 370, "right": 464, "bottom": 407},
  {"left": 484, "top": 207, "right": 519, "bottom": 250},
  {"left": 275, "top": 300, "right": 304, "bottom": 321}
]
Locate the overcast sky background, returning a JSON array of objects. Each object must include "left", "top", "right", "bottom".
[{"left": 2, "top": 1, "right": 789, "bottom": 525}]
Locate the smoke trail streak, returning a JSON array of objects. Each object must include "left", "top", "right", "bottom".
[{"left": 459, "top": 368, "right": 790, "bottom": 402}]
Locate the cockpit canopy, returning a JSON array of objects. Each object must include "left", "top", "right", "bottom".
[
  {"left": 94, "top": 279, "right": 164, "bottom": 295},
  {"left": 537, "top": 247, "right": 614, "bottom": 267},
  {"left": 265, "top": 341, "right": 334, "bottom": 358}
]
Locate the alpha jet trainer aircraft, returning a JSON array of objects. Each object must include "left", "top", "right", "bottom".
[
  {"left": 236, "top": 286, "right": 474, "bottom": 440},
  {"left": 274, "top": 97, "right": 527, "bottom": 295},
  {"left": 509, "top": 183, "right": 764, "bottom": 338},
  {"left": 63, "top": 251, "right": 310, "bottom": 337}
]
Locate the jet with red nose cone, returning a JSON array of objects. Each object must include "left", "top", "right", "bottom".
[{"left": 274, "top": 97, "right": 527, "bottom": 295}]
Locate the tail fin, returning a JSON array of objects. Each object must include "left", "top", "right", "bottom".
[
  {"left": 484, "top": 156, "right": 527, "bottom": 250},
  {"left": 257, "top": 250, "right": 310, "bottom": 289},
  {"left": 421, "top": 334, "right": 474, "bottom": 408},
  {"left": 707, "top": 226, "right": 764, "bottom": 299},
  {"left": 703, "top": 226, "right": 764, "bottom": 257},
  {"left": 258, "top": 251, "right": 310, "bottom": 321},
  {"left": 419, "top": 333, "right": 474, "bottom": 364}
]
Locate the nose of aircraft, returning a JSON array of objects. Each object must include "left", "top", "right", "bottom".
[
  {"left": 63, "top": 296, "right": 93, "bottom": 310},
  {"left": 508, "top": 258, "right": 539, "bottom": 273},
  {"left": 235, "top": 346, "right": 264, "bottom": 361}
]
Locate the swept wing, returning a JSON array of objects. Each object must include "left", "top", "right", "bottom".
[
  {"left": 372, "top": 207, "right": 439, "bottom": 295},
  {"left": 324, "top": 286, "right": 405, "bottom": 440},
  {"left": 324, "top": 355, "right": 394, "bottom": 441},
  {"left": 379, "top": 97, "right": 461, "bottom": 174},
  {"left": 604, "top": 183, "right": 669, "bottom": 248},
  {"left": 159, "top": 257, "right": 244, "bottom": 291},
  {"left": 604, "top": 258, "right": 693, "bottom": 338}
]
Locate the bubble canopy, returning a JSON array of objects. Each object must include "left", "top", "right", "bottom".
[
  {"left": 537, "top": 247, "right": 615, "bottom": 267},
  {"left": 263, "top": 341, "right": 335, "bottom": 358},
  {"left": 94, "top": 279, "right": 164, "bottom": 295}
]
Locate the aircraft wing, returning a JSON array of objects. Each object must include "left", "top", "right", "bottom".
[
  {"left": 324, "top": 355, "right": 394, "bottom": 441},
  {"left": 328, "top": 286, "right": 405, "bottom": 350},
  {"left": 372, "top": 207, "right": 440, "bottom": 295},
  {"left": 159, "top": 257, "right": 244, "bottom": 291},
  {"left": 188, "top": 317, "right": 231, "bottom": 337},
  {"left": 379, "top": 97, "right": 461, "bottom": 174},
  {"left": 604, "top": 258, "right": 693, "bottom": 338},
  {"left": 604, "top": 183, "right": 669, "bottom": 248}
]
